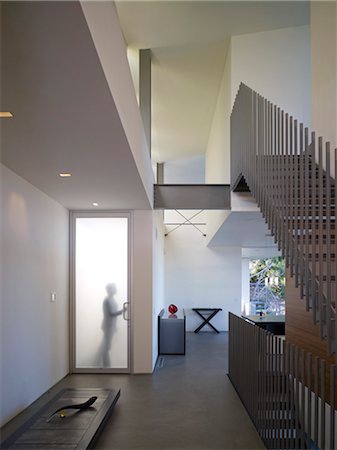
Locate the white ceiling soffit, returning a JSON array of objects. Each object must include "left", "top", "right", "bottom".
[
  {"left": 116, "top": 1, "right": 310, "bottom": 163},
  {"left": 115, "top": 1, "right": 310, "bottom": 49},
  {"left": 1, "top": 2, "right": 151, "bottom": 210},
  {"left": 208, "top": 211, "right": 278, "bottom": 248}
]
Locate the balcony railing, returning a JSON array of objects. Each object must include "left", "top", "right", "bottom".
[
  {"left": 229, "top": 313, "right": 336, "bottom": 450},
  {"left": 231, "top": 83, "right": 336, "bottom": 355}
]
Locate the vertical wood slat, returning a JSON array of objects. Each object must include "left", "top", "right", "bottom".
[
  {"left": 267, "top": 102, "right": 272, "bottom": 232},
  {"left": 318, "top": 138, "right": 324, "bottom": 339},
  {"left": 261, "top": 328, "right": 266, "bottom": 442},
  {"left": 264, "top": 100, "right": 268, "bottom": 225},
  {"left": 263, "top": 101, "right": 267, "bottom": 225},
  {"left": 289, "top": 117, "right": 294, "bottom": 277},
  {"left": 257, "top": 94, "right": 261, "bottom": 206},
  {"left": 256, "top": 95, "right": 261, "bottom": 209},
  {"left": 282, "top": 111, "right": 286, "bottom": 263},
  {"left": 277, "top": 108, "right": 281, "bottom": 250},
  {"left": 249, "top": 90, "right": 253, "bottom": 192},
  {"left": 284, "top": 341, "right": 289, "bottom": 450},
  {"left": 285, "top": 114, "right": 294, "bottom": 276},
  {"left": 279, "top": 109, "right": 283, "bottom": 252},
  {"left": 283, "top": 111, "right": 287, "bottom": 261},
  {"left": 314, "top": 356, "right": 319, "bottom": 450},
  {"left": 267, "top": 333, "right": 273, "bottom": 447},
  {"left": 300, "top": 349, "right": 306, "bottom": 449},
  {"left": 277, "top": 337, "right": 281, "bottom": 450},
  {"left": 295, "top": 346, "right": 300, "bottom": 449},
  {"left": 290, "top": 345, "right": 298, "bottom": 449},
  {"left": 329, "top": 365, "right": 335, "bottom": 450},
  {"left": 280, "top": 110, "right": 285, "bottom": 256},
  {"left": 280, "top": 340, "right": 285, "bottom": 449},
  {"left": 282, "top": 339, "right": 287, "bottom": 448},
  {"left": 258, "top": 96, "right": 262, "bottom": 212},
  {"left": 268, "top": 104, "right": 272, "bottom": 237},
  {"left": 307, "top": 353, "right": 313, "bottom": 450},
  {"left": 269, "top": 334, "right": 273, "bottom": 448},
  {"left": 270, "top": 105, "right": 277, "bottom": 243},
  {"left": 252, "top": 92, "right": 256, "bottom": 201},
  {"left": 311, "top": 134, "right": 317, "bottom": 323},
  {"left": 288, "top": 343, "right": 295, "bottom": 450},
  {"left": 294, "top": 120, "right": 300, "bottom": 288},
  {"left": 320, "top": 360, "right": 326, "bottom": 450},
  {"left": 261, "top": 99, "right": 266, "bottom": 220},
  {"left": 271, "top": 104, "right": 277, "bottom": 239},
  {"left": 273, "top": 336, "right": 280, "bottom": 448},
  {"left": 304, "top": 128, "right": 310, "bottom": 310},
  {"left": 335, "top": 149, "right": 337, "bottom": 356},
  {"left": 250, "top": 91, "right": 254, "bottom": 199},
  {"left": 299, "top": 124, "right": 305, "bottom": 298},
  {"left": 325, "top": 143, "right": 332, "bottom": 353},
  {"left": 266, "top": 332, "right": 270, "bottom": 447},
  {"left": 269, "top": 100, "right": 276, "bottom": 238},
  {"left": 254, "top": 325, "right": 258, "bottom": 432}
]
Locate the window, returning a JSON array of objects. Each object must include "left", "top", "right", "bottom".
[{"left": 249, "top": 257, "right": 285, "bottom": 315}]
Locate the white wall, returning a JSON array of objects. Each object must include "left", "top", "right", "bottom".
[
  {"left": 241, "top": 258, "right": 250, "bottom": 312},
  {"left": 132, "top": 209, "right": 165, "bottom": 373},
  {"left": 80, "top": 2, "right": 154, "bottom": 207},
  {"left": 231, "top": 25, "right": 311, "bottom": 128},
  {"left": 152, "top": 211, "right": 165, "bottom": 369},
  {"left": 132, "top": 210, "right": 153, "bottom": 373},
  {"left": 164, "top": 155, "right": 205, "bottom": 184},
  {"left": 164, "top": 217, "right": 242, "bottom": 331},
  {"left": 204, "top": 43, "right": 232, "bottom": 242},
  {"left": 127, "top": 47, "right": 140, "bottom": 106},
  {"left": 205, "top": 25, "right": 311, "bottom": 242},
  {"left": 206, "top": 45, "right": 232, "bottom": 185},
  {"left": 311, "top": 2, "right": 337, "bottom": 149},
  {"left": 1, "top": 165, "right": 69, "bottom": 426}
]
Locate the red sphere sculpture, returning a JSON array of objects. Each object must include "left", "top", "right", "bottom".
[{"left": 168, "top": 304, "right": 178, "bottom": 314}]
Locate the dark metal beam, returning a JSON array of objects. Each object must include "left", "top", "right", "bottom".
[{"left": 154, "top": 184, "right": 231, "bottom": 209}]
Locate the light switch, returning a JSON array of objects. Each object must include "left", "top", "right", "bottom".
[{"left": 50, "top": 292, "right": 56, "bottom": 302}]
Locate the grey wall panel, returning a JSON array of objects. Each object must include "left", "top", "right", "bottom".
[{"left": 154, "top": 184, "right": 230, "bottom": 209}]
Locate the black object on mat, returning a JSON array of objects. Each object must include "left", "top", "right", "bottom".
[
  {"left": 47, "top": 395, "right": 98, "bottom": 422},
  {"left": 1, "top": 388, "right": 120, "bottom": 449}
]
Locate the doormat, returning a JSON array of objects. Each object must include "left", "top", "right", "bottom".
[{"left": 1, "top": 388, "right": 120, "bottom": 449}]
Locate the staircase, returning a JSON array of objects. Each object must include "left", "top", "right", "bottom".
[{"left": 231, "top": 83, "right": 336, "bottom": 356}]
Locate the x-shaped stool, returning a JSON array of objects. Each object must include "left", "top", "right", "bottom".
[{"left": 192, "top": 308, "right": 222, "bottom": 333}]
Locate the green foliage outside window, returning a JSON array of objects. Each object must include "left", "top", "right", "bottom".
[{"left": 249, "top": 257, "right": 285, "bottom": 314}]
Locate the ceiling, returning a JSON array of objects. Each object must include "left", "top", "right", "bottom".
[
  {"left": 208, "top": 211, "right": 278, "bottom": 248},
  {"left": 1, "top": 1, "right": 151, "bottom": 210},
  {"left": 116, "top": 1, "right": 310, "bottom": 163},
  {"left": 0, "top": 1, "right": 310, "bottom": 214}
]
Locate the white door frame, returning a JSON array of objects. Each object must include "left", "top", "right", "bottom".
[{"left": 69, "top": 211, "right": 133, "bottom": 373}]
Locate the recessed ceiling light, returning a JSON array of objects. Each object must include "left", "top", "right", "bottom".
[
  {"left": 92, "top": 202, "right": 99, "bottom": 207},
  {"left": 0, "top": 112, "right": 13, "bottom": 118},
  {"left": 59, "top": 173, "right": 72, "bottom": 177}
]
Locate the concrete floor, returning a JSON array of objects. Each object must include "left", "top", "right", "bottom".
[{"left": 2, "top": 332, "right": 265, "bottom": 450}]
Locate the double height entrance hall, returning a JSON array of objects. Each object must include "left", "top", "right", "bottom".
[{"left": 1, "top": 333, "right": 264, "bottom": 450}]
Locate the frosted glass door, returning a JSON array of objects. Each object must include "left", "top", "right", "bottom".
[{"left": 75, "top": 216, "right": 129, "bottom": 370}]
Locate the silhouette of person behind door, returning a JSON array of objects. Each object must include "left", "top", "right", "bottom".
[{"left": 101, "top": 283, "right": 123, "bottom": 367}]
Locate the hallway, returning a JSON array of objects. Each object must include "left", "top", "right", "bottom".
[{"left": 2, "top": 333, "right": 265, "bottom": 450}]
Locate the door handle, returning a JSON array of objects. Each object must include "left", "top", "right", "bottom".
[{"left": 123, "top": 302, "right": 130, "bottom": 321}]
